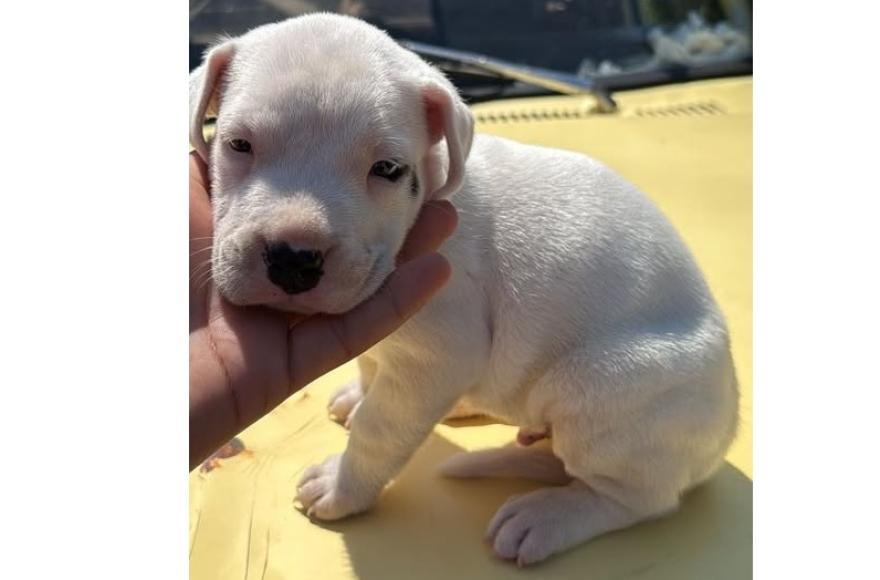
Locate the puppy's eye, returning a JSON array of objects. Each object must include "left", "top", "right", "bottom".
[
  {"left": 228, "top": 138, "right": 252, "bottom": 154},
  {"left": 370, "top": 160, "right": 407, "bottom": 182}
]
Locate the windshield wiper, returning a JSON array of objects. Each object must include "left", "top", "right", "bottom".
[{"left": 399, "top": 40, "right": 617, "bottom": 114}]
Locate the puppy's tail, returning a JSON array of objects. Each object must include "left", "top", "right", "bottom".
[{"left": 439, "top": 447, "right": 572, "bottom": 485}]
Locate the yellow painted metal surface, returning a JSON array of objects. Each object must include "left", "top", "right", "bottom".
[{"left": 190, "top": 77, "right": 752, "bottom": 579}]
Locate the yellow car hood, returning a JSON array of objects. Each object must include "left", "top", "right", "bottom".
[{"left": 190, "top": 77, "right": 752, "bottom": 580}]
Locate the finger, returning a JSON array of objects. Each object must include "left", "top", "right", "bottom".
[
  {"left": 288, "top": 252, "right": 451, "bottom": 388},
  {"left": 396, "top": 200, "right": 458, "bottom": 265}
]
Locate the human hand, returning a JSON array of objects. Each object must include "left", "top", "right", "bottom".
[{"left": 189, "top": 153, "right": 457, "bottom": 469}]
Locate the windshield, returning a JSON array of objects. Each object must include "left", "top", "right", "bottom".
[{"left": 190, "top": 0, "right": 752, "bottom": 101}]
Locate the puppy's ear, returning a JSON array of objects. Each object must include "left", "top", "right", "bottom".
[
  {"left": 189, "top": 41, "right": 235, "bottom": 161},
  {"left": 421, "top": 82, "right": 475, "bottom": 199}
]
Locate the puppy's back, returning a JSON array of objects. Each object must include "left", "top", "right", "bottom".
[{"left": 458, "top": 135, "right": 721, "bottom": 342}]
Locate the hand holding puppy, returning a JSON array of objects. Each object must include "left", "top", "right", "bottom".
[{"left": 189, "top": 152, "right": 457, "bottom": 470}]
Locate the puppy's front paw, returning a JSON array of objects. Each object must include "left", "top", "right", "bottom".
[
  {"left": 295, "top": 454, "right": 374, "bottom": 521},
  {"left": 328, "top": 379, "right": 364, "bottom": 428}
]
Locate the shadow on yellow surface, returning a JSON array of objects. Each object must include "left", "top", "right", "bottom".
[{"left": 190, "top": 366, "right": 751, "bottom": 580}]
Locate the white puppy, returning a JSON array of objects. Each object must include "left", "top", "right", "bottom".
[{"left": 190, "top": 14, "right": 738, "bottom": 566}]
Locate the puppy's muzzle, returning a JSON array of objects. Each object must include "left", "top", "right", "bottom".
[{"left": 263, "top": 242, "right": 324, "bottom": 295}]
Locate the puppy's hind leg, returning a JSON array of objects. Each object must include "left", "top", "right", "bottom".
[
  {"left": 440, "top": 444, "right": 571, "bottom": 484},
  {"left": 486, "top": 421, "right": 685, "bottom": 566},
  {"left": 487, "top": 334, "right": 736, "bottom": 565},
  {"left": 486, "top": 479, "right": 673, "bottom": 567}
]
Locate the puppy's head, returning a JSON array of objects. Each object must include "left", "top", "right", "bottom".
[{"left": 190, "top": 14, "right": 473, "bottom": 314}]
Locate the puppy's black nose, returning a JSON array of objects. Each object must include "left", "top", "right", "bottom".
[{"left": 263, "top": 242, "right": 324, "bottom": 295}]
